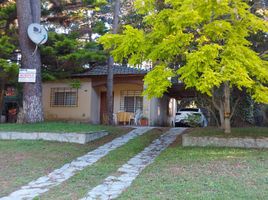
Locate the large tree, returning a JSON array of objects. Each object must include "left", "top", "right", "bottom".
[
  {"left": 40, "top": 32, "right": 107, "bottom": 80},
  {"left": 100, "top": 0, "right": 268, "bottom": 133},
  {"left": 106, "top": 0, "right": 120, "bottom": 125},
  {"left": 40, "top": 0, "right": 109, "bottom": 81},
  {"left": 16, "top": 0, "right": 44, "bottom": 123}
]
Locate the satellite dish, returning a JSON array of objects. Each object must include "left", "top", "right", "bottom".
[{"left": 27, "top": 23, "right": 48, "bottom": 45}]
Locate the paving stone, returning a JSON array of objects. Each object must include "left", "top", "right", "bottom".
[
  {"left": 0, "top": 127, "right": 152, "bottom": 200},
  {"left": 81, "top": 128, "right": 185, "bottom": 200}
]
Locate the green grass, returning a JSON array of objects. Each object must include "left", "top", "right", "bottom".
[
  {"left": 118, "top": 145, "right": 268, "bottom": 200},
  {"left": 0, "top": 122, "right": 125, "bottom": 133},
  {"left": 188, "top": 127, "right": 268, "bottom": 138},
  {"left": 39, "top": 128, "right": 165, "bottom": 200},
  {"left": 0, "top": 126, "right": 130, "bottom": 197},
  {"left": 3, "top": 126, "right": 266, "bottom": 200}
]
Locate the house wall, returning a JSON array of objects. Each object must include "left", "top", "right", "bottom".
[
  {"left": 113, "top": 83, "right": 144, "bottom": 113},
  {"left": 92, "top": 83, "right": 178, "bottom": 126},
  {"left": 43, "top": 79, "right": 174, "bottom": 126},
  {"left": 42, "top": 79, "right": 92, "bottom": 122},
  {"left": 88, "top": 83, "right": 144, "bottom": 124},
  {"left": 90, "top": 87, "right": 100, "bottom": 124},
  {"left": 148, "top": 95, "right": 174, "bottom": 126}
]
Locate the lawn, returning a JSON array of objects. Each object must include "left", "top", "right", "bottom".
[
  {"left": 40, "top": 128, "right": 166, "bottom": 200},
  {"left": 0, "top": 126, "right": 131, "bottom": 197},
  {"left": 0, "top": 122, "right": 124, "bottom": 133},
  {"left": 187, "top": 127, "right": 268, "bottom": 138},
  {"left": 1, "top": 126, "right": 267, "bottom": 200},
  {"left": 118, "top": 141, "right": 268, "bottom": 200}
]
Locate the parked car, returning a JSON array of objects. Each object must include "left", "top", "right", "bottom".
[{"left": 174, "top": 108, "right": 208, "bottom": 127}]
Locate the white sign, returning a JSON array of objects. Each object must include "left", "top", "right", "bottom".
[{"left": 18, "top": 69, "right": 36, "bottom": 83}]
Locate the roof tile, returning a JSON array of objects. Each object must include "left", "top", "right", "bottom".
[{"left": 73, "top": 65, "right": 147, "bottom": 77}]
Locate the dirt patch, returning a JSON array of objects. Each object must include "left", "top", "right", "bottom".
[
  {"left": 168, "top": 166, "right": 188, "bottom": 176},
  {"left": 166, "top": 159, "right": 254, "bottom": 178},
  {"left": 0, "top": 152, "right": 31, "bottom": 170}
]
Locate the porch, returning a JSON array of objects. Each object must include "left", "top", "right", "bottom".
[{"left": 89, "top": 75, "right": 147, "bottom": 125}]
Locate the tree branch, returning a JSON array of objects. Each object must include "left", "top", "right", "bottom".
[
  {"left": 206, "top": 106, "right": 220, "bottom": 127},
  {"left": 212, "top": 91, "right": 221, "bottom": 111},
  {"left": 230, "top": 96, "right": 241, "bottom": 119}
]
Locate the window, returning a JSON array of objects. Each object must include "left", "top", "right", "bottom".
[
  {"left": 120, "top": 91, "right": 143, "bottom": 112},
  {"left": 50, "top": 88, "right": 78, "bottom": 107}
]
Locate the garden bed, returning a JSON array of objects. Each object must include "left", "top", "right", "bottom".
[
  {"left": 182, "top": 127, "right": 268, "bottom": 148},
  {"left": 0, "top": 122, "right": 130, "bottom": 144},
  {"left": 0, "top": 131, "right": 108, "bottom": 144}
]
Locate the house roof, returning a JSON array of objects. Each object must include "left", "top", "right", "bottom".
[{"left": 73, "top": 65, "right": 148, "bottom": 77}]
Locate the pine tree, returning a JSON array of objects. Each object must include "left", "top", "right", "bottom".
[
  {"left": 0, "top": 1, "right": 18, "bottom": 120},
  {"left": 16, "top": 0, "right": 44, "bottom": 123}
]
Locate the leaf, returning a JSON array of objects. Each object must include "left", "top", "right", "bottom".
[{"left": 143, "top": 65, "right": 175, "bottom": 99}]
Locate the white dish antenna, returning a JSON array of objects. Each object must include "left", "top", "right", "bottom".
[{"left": 27, "top": 23, "right": 48, "bottom": 45}]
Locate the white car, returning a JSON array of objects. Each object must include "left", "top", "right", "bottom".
[{"left": 174, "top": 108, "right": 208, "bottom": 127}]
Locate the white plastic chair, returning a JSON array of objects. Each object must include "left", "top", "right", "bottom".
[
  {"left": 134, "top": 109, "right": 143, "bottom": 125},
  {"left": 113, "top": 113, "right": 118, "bottom": 125}
]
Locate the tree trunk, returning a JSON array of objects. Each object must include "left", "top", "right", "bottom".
[
  {"left": 107, "top": 0, "right": 120, "bottom": 125},
  {"left": 0, "top": 78, "right": 6, "bottom": 122},
  {"left": 219, "top": 102, "right": 224, "bottom": 129},
  {"left": 16, "top": 0, "right": 44, "bottom": 123},
  {"left": 212, "top": 89, "right": 224, "bottom": 129},
  {"left": 107, "top": 56, "right": 114, "bottom": 125},
  {"left": 223, "top": 82, "right": 231, "bottom": 133}
]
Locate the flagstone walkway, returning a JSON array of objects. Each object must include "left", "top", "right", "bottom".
[
  {"left": 80, "top": 128, "right": 185, "bottom": 200},
  {"left": 0, "top": 127, "right": 152, "bottom": 200}
]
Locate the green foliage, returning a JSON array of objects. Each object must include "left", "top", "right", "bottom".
[
  {"left": 0, "top": 2, "right": 16, "bottom": 35},
  {"left": 143, "top": 65, "right": 174, "bottom": 98},
  {"left": 233, "top": 91, "right": 254, "bottom": 125},
  {"left": 40, "top": 32, "right": 107, "bottom": 79},
  {"left": 99, "top": 25, "right": 146, "bottom": 65},
  {"left": 99, "top": 0, "right": 268, "bottom": 102},
  {"left": 0, "top": 35, "right": 18, "bottom": 79},
  {"left": 92, "top": 20, "right": 108, "bottom": 35},
  {"left": 69, "top": 79, "right": 81, "bottom": 89},
  {"left": 0, "top": 36, "right": 15, "bottom": 58},
  {"left": 185, "top": 113, "right": 202, "bottom": 127},
  {"left": 82, "top": 0, "right": 107, "bottom": 7}
]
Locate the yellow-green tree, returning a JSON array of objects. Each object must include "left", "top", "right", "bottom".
[{"left": 99, "top": 0, "right": 268, "bottom": 133}]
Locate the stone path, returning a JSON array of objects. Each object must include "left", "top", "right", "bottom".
[
  {"left": 80, "top": 128, "right": 185, "bottom": 200},
  {"left": 0, "top": 127, "right": 152, "bottom": 200}
]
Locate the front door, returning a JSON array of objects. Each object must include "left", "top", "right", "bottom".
[
  {"left": 100, "top": 92, "right": 107, "bottom": 124},
  {"left": 100, "top": 92, "right": 114, "bottom": 124}
]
